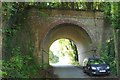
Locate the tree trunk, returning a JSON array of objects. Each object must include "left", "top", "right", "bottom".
[
  {"left": 114, "top": 29, "right": 120, "bottom": 79},
  {"left": 70, "top": 2, "right": 74, "bottom": 9},
  {"left": 86, "top": 2, "right": 93, "bottom": 10},
  {"left": 61, "top": 2, "right": 64, "bottom": 9},
  {"left": 0, "top": 0, "right": 2, "bottom": 62}
]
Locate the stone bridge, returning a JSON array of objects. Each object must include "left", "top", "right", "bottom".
[{"left": 20, "top": 8, "right": 107, "bottom": 66}]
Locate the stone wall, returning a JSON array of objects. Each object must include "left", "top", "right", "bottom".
[{"left": 24, "top": 8, "right": 104, "bottom": 66}]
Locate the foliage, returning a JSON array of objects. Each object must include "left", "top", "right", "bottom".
[
  {"left": 2, "top": 47, "right": 42, "bottom": 78},
  {"left": 100, "top": 4, "right": 119, "bottom": 75},
  {"left": 50, "top": 39, "right": 79, "bottom": 65},
  {"left": 2, "top": 3, "right": 34, "bottom": 21},
  {"left": 2, "top": 2, "right": 51, "bottom": 78},
  {"left": 2, "top": 2, "right": 35, "bottom": 59},
  {"left": 58, "top": 39, "right": 71, "bottom": 61},
  {"left": 2, "top": 1, "right": 120, "bottom": 77},
  {"left": 70, "top": 61, "right": 80, "bottom": 66},
  {"left": 2, "top": 2, "right": 104, "bottom": 21},
  {"left": 101, "top": 2, "right": 120, "bottom": 76},
  {"left": 49, "top": 50, "right": 59, "bottom": 63},
  {"left": 69, "top": 41, "right": 78, "bottom": 62},
  {"left": 100, "top": 38, "right": 117, "bottom": 75},
  {"left": 102, "top": 3, "right": 112, "bottom": 22}
]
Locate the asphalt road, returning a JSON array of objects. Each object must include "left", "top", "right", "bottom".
[
  {"left": 52, "top": 64, "right": 118, "bottom": 80},
  {"left": 53, "top": 64, "right": 89, "bottom": 78}
]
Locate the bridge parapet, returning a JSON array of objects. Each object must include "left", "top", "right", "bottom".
[{"left": 40, "top": 9, "right": 104, "bottom": 19}]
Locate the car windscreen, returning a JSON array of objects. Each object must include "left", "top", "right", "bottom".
[{"left": 89, "top": 59, "right": 104, "bottom": 64}]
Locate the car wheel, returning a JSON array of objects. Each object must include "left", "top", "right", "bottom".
[
  {"left": 83, "top": 69, "right": 86, "bottom": 73},
  {"left": 89, "top": 71, "right": 93, "bottom": 76},
  {"left": 83, "top": 67, "right": 85, "bottom": 73}
]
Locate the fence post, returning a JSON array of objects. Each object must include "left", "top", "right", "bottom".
[
  {"left": 41, "top": 49, "right": 43, "bottom": 69},
  {"left": 41, "top": 48, "right": 50, "bottom": 78}
]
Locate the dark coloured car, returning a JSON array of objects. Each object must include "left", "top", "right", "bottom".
[{"left": 83, "top": 57, "right": 110, "bottom": 76}]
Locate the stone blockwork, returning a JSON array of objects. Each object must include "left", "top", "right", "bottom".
[{"left": 25, "top": 8, "right": 104, "bottom": 66}]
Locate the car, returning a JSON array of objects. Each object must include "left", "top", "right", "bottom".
[{"left": 83, "top": 57, "right": 110, "bottom": 76}]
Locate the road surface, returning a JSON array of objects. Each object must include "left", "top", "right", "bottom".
[
  {"left": 52, "top": 64, "right": 89, "bottom": 78},
  {"left": 51, "top": 64, "right": 118, "bottom": 80}
]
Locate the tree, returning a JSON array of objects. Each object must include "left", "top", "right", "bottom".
[
  {"left": 49, "top": 50, "right": 59, "bottom": 63},
  {"left": 111, "top": 2, "right": 120, "bottom": 78}
]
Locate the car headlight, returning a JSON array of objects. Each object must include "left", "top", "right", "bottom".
[
  {"left": 106, "top": 66, "right": 110, "bottom": 69},
  {"left": 91, "top": 67, "right": 96, "bottom": 70}
]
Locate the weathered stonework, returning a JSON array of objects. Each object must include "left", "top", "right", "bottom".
[{"left": 24, "top": 8, "right": 104, "bottom": 66}]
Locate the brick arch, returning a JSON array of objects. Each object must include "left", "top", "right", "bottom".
[
  {"left": 41, "top": 18, "right": 94, "bottom": 48},
  {"left": 40, "top": 19, "right": 95, "bottom": 66}
]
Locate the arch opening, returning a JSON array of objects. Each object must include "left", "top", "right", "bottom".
[
  {"left": 41, "top": 23, "right": 95, "bottom": 66},
  {"left": 49, "top": 38, "right": 79, "bottom": 66}
]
